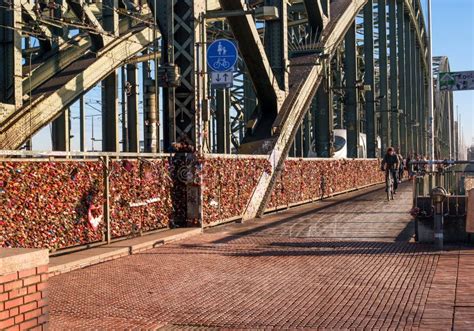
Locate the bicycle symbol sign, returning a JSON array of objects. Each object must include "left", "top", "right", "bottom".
[{"left": 207, "top": 39, "right": 238, "bottom": 72}]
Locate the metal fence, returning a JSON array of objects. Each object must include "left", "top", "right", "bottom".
[{"left": 0, "top": 151, "right": 174, "bottom": 254}]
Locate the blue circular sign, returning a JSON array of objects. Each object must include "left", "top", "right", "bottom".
[{"left": 207, "top": 39, "right": 238, "bottom": 72}]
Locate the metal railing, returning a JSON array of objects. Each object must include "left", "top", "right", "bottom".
[
  {"left": 0, "top": 151, "right": 175, "bottom": 255},
  {"left": 410, "top": 160, "right": 474, "bottom": 249}
]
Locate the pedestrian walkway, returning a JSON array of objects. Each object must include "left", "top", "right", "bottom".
[{"left": 48, "top": 183, "right": 474, "bottom": 330}]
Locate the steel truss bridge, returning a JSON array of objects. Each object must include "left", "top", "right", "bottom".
[{"left": 0, "top": 0, "right": 458, "bottom": 219}]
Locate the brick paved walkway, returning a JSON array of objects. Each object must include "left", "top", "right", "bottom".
[{"left": 48, "top": 184, "right": 474, "bottom": 330}]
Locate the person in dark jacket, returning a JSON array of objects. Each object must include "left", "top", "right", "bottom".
[{"left": 381, "top": 147, "right": 400, "bottom": 193}]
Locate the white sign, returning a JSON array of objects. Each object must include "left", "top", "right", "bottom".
[
  {"left": 439, "top": 71, "right": 474, "bottom": 91},
  {"left": 211, "top": 71, "right": 233, "bottom": 88},
  {"left": 333, "top": 129, "right": 347, "bottom": 159}
]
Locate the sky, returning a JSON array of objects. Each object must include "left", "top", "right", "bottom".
[
  {"left": 426, "top": 0, "right": 474, "bottom": 148},
  {"left": 32, "top": 0, "right": 474, "bottom": 151}
]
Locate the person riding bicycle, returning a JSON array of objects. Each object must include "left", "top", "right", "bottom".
[{"left": 381, "top": 147, "right": 399, "bottom": 193}]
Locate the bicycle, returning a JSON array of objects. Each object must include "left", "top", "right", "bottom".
[
  {"left": 384, "top": 168, "right": 395, "bottom": 201},
  {"left": 213, "top": 58, "right": 230, "bottom": 70}
]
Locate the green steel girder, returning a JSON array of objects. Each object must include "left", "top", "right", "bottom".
[
  {"left": 0, "top": 26, "right": 155, "bottom": 149},
  {"left": 242, "top": 0, "right": 368, "bottom": 221}
]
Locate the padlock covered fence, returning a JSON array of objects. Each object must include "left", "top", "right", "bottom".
[
  {"left": 1, "top": 153, "right": 173, "bottom": 250},
  {"left": 202, "top": 157, "right": 384, "bottom": 226},
  {"left": 1, "top": 151, "right": 383, "bottom": 250}
]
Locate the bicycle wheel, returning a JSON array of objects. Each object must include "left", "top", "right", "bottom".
[
  {"left": 386, "top": 171, "right": 391, "bottom": 201},
  {"left": 390, "top": 180, "right": 394, "bottom": 200}
]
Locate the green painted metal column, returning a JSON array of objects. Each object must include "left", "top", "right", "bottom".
[
  {"left": 378, "top": 0, "right": 390, "bottom": 152},
  {"left": 216, "top": 88, "right": 231, "bottom": 153},
  {"left": 404, "top": 17, "right": 414, "bottom": 155},
  {"left": 295, "top": 127, "right": 303, "bottom": 157},
  {"left": 411, "top": 28, "right": 419, "bottom": 154},
  {"left": 416, "top": 48, "right": 424, "bottom": 155},
  {"left": 243, "top": 69, "right": 257, "bottom": 128},
  {"left": 0, "top": 0, "right": 22, "bottom": 107},
  {"left": 142, "top": 58, "right": 158, "bottom": 153},
  {"left": 79, "top": 97, "right": 86, "bottom": 152},
  {"left": 102, "top": 0, "right": 119, "bottom": 152},
  {"left": 264, "top": 0, "right": 289, "bottom": 92},
  {"left": 420, "top": 63, "right": 427, "bottom": 155},
  {"left": 315, "top": 80, "right": 333, "bottom": 157},
  {"left": 389, "top": 0, "right": 399, "bottom": 150},
  {"left": 303, "top": 111, "right": 311, "bottom": 157},
  {"left": 345, "top": 23, "right": 359, "bottom": 158},
  {"left": 364, "top": 0, "right": 376, "bottom": 158},
  {"left": 397, "top": 0, "right": 407, "bottom": 156},
  {"left": 333, "top": 49, "right": 344, "bottom": 130},
  {"left": 52, "top": 108, "right": 70, "bottom": 151},
  {"left": 126, "top": 64, "right": 140, "bottom": 152}
]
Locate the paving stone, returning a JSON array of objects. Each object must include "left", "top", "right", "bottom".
[{"left": 46, "top": 184, "right": 474, "bottom": 329}]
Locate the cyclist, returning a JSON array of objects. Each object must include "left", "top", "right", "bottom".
[{"left": 381, "top": 147, "right": 400, "bottom": 194}]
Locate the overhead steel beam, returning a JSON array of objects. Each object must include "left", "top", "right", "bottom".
[
  {"left": 0, "top": 26, "right": 155, "bottom": 149},
  {"left": 404, "top": 0, "right": 427, "bottom": 71},
  {"left": 218, "top": 0, "right": 285, "bottom": 114},
  {"left": 20, "top": 0, "right": 53, "bottom": 52},
  {"left": 241, "top": 0, "right": 368, "bottom": 221},
  {"left": 21, "top": 18, "right": 138, "bottom": 98},
  {"left": 66, "top": 0, "right": 109, "bottom": 49},
  {"left": 284, "top": 0, "right": 428, "bottom": 71},
  {"left": 303, "top": 0, "right": 329, "bottom": 35}
]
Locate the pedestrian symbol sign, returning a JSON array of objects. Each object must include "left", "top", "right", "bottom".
[{"left": 207, "top": 39, "right": 238, "bottom": 72}]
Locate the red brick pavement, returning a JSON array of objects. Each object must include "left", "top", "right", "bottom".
[{"left": 48, "top": 184, "right": 474, "bottom": 330}]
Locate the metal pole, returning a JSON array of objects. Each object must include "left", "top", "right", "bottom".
[
  {"left": 104, "top": 156, "right": 111, "bottom": 244},
  {"left": 153, "top": 0, "right": 161, "bottom": 152},
  {"left": 427, "top": 0, "right": 435, "bottom": 164},
  {"left": 397, "top": 0, "right": 407, "bottom": 156},
  {"left": 389, "top": 0, "right": 399, "bottom": 149},
  {"left": 364, "top": 0, "right": 376, "bottom": 158},
  {"left": 80, "top": 97, "right": 86, "bottom": 152},
  {"left": 345, "top": 22, "right": 359, "bottom": 158},
  {"left": 121, "top": 66, "right": 128, "bottom": 152},
  {"left": 378, "top": 0, "right": 390, "bottom": 151}
]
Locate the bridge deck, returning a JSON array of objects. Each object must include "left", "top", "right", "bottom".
[{"left": 48, "top": 184, "right": 474, "bottom": 330}]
